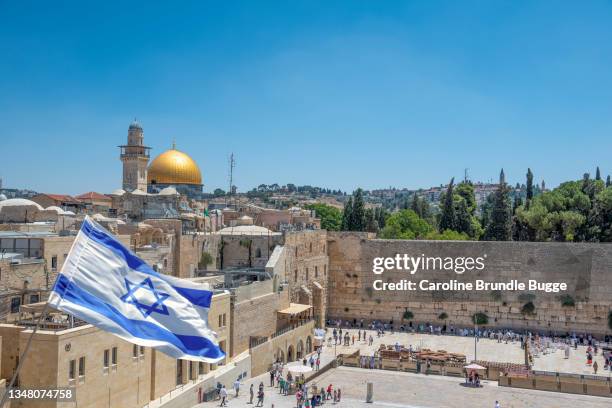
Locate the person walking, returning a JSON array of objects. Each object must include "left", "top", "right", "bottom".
[
  {"left": 219, "top": 385, "right": 228, "bottom": 407},
  {"left": 249, "top": 383, "right": 254, "bottom": 404},
  {"left": 495, "top": 401, "right": 501, "bottom": 408},
  {"left": 270, "top": 368, "right": 276, "bottom": 387},
  {"left": 593, "top": 360, "right": 599, "bottom": 374},
  {"left": 256, "top": 388, "right": 265, "bottom": 407},
  {"left": 233, "top": 378, "right": 240, "bottom": 397}
]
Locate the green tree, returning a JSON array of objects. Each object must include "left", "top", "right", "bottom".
[
  {"left": 379, "top": 209, "right": 433, "bottom": 239},
  {"left": 606, "top": 175, "right": 611, "bottom": 188},
  {"left": 350, "top": 188, "right": 366, "bottom": 231},
  {"left": 455, "top": 181, "right": 477, "bottom": 215},
  {"left": 305, "top": 203, "right": 342, "bottom": 231},
  {"left": 484, "top": 169, "right": 512, "bottom": 241},
  {"left": 213, "top": 188, "right": 226, "bottom": 197},
  {"left": 526, "top": 168, "right": 534, "bottom": 208},
  {"left": 454, "top": 198, "right": 474, "bottom": 237},
  {"left": 596, "top": 166, "right": 601, "bottom": 181},
  {"left": 341, "top": 197, "right": 353, "bottom": 230},
  {"left": 439, "top": 178, "right": 456, "bottom": 232},
  {"left": 365, "top": 208, "right": 379, "bottom": 233}
]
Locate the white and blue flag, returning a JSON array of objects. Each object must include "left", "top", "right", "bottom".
[{"left": 48, "top": 217, "right": 225, "bottom": 362}]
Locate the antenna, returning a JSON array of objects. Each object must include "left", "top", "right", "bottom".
[
  {"left": 464, "top": 168, "right": 470, "bottom": 182},
  {"left": 227, "top": 153, "right": 236, "bottom": 207}
]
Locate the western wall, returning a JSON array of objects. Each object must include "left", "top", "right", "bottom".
[{"left": 326, "top": 232, "right": 612, "bottom": 335}]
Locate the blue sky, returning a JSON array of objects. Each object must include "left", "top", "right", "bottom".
[{"left": 1, "top": 1, "right": 612, "bottom": 195}]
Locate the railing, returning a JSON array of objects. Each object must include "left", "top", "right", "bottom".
[{"left": 271, "top": 318, "right": 314, "bottom": 339}]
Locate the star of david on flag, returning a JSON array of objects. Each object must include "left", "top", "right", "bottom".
[
  {"left": 121, "top": 277, "right": 170, "bottom": 318},
  {"left": 48, "top": 217, "right": 225, "bottom": 362}
]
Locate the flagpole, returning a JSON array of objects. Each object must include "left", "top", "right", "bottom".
[{"left": 0, "top": 300, "right": 52, "bottom": 407}]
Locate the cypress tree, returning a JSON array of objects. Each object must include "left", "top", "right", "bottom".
[
  {"left": 350, "top": 188, "right": 366, "bottom": 231},
  {"left": 526, "top": 168, "right": 534, "bottom": 209},
  {"left": 439, "top": 178, "right": 456, "bottom": 232},
  {"left": 455, "top": 198, "right": 473, "bottom": 237},
  {"left": 341, "top": 197, "right": 353, "bottom": 230},
  {"left": 596, "top": 167, "right": 601, "bottom": 181},
  {"left": 484, "top": 169, "right": 512, "bottom": 241},
  {"left": 607, "top": 175, "right": 611, "bottom": 188}
]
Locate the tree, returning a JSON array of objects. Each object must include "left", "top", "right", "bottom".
[
  {"left": 379, "top": 209, "right": 433, "bottom": 239},
  {"left": 341, "top": 197, "right": 353, "bottom": 230},
  {"left": 526, "top": 168, "right": 534, "bottom": 209},
  {"left": 454, "top": 198, "right": 473, "bottom": 237},
  {"left": 439, "top": 178, "right": 456, "bottom": 232},
  {"left": 484, "top": 169, "right": 512, "bottom": 241},
  {"left": 596, "top": 166, "right": 601, "bottom": 181},
  {"left": 455, "top": 181, "right": 477, "bottom": 215},
  {"left": 365, "top": 208, "right": 379, "bottom": 233},
  {"left": 305, "top": 203, "right": 342, "bottom": 231},
  {"left": 350, "top": 188, "right": 366, "bottom": 231},
  {"left": 607, "top": 175, "right": 611, "bottom": 188},
  {"left": 213, "top": 188, "right": 226, "bottom": 197}
]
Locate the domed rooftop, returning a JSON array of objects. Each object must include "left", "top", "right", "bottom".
[
  {"left": 158, "top": 186, "right": 179, "bottom": 196},
  {"left": 0, "top": 198, "right": 43, "bottom": 210},
  {"left": 129, "top": 119, "right": 142, "bottom": 130},
  {"left": 110, "top": 188, "right": 126, "bottom": 196},
  {"left": 217, "top": 224, "right": 280, "bottom": 236},
  {"left": 45, "top": 206, "right": 66, "bottom": 214},
  {"left": 147, "top": 147, "right": 202, "bottom": 186}
]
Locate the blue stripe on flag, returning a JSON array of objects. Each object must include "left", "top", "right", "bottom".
[
  {"left": 80, "top": 219, "right": 212, "bottom": 308},
  {"left": 53, "top": 274, "right": 225, "bottom": 360}
]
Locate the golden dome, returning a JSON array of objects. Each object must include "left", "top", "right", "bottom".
[{"left": 147, "top": 148, "right": 202, "bottom": 185}]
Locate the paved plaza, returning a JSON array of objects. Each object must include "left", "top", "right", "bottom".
[
  {"left": 194, "top": 366, "right": 611, "bottom": 408},
  {"left": 327, "top": 329, "right": 609, "bottom": 375},
  {"left": 194, "top": 330, "right": 611, "bottom": 408}
]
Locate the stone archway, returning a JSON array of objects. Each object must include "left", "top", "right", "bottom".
[
  {"left": 287, "top": 345, "right": 295, "bottom": 362},
  {"left": 306, "top": 336, "right": 312, "bottom": 354},
  {"left": 296, "top": 340, "right": 304, "bottom": 360},
  {"left": 275, "top": 348, "right": 285, "bottom": 363}
]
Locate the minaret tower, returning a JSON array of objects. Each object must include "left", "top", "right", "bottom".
[{"left": 119, "top": 119, "right": 151, "bottom": 191}]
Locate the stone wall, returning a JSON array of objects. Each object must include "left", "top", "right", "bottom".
[
  {"left": 327, "top": 232, "right": 612, "bottom": 335},
  {"left": 283, "top": 230, "right": 329, "bottom": 325},
  {"left": 231, "top": 288, "right": 289, "bottom": 358}
]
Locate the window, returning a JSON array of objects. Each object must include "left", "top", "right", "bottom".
[
  {"left": 132, "top": 345, "right": 138, "bottom": 358},
  {"left": 310, "top": 242, "right": 313, "bottom": 253},
  {"left": 139, "top": 346, "right": 145, "bottom": 356},
  {"left": 315, "top": 266, "right": 318, "bottom": 278},
  {"left": 176, "top": 360, "right": 183, "bottom": 385},
  {"left": 103, "top": 349, "right": 110, "bottom": 368},
  {"left": 51, "top": 256, "right": 58, "bottom": 270},
  {"left": 306, "top": 268, "right": 309, "bottom": 281},
  {"left": 111, "top": 347, "right": 117, "bottom": 365},
  {"left": 198, "top": 362, "right": 204, "bottom": 375},
  {"left": 295, "top": 247, "right": 298, "bottom": 257},
  {"left": 222, "top": 313, "right": 226, "bottom": 327},
  {"left": 10, "top": 297, "right": 20, "bottom": 313},
  {"left": 218, "top": 315, "right": 222, "bottom": 327},
  {"left": 189, "top": 361, "right": 196, "bottom": 380},
  {"left": 29, "top": 294, "right": 39, "bottom": 304},
  {"left": 164, "top": 259, "right": 168, "bottom": 268},
  {"left": 324, "top": 265, "right": 327, "bottom": 276},
  {"left": 294, "top": 269, "right": 298, "bottom": 281},
  {"left": 78, "top": 357, "right": 86, "bottom": 377},
  {"left": 255, "top": 248, "right": 261, "bottom": 258},
  {"left": 69, "top": 360, "right": 76, "bottom": 380}
]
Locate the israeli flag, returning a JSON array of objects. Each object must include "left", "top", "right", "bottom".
[{"left": 48, "top": 217, "right": 225, "bottom": 362}]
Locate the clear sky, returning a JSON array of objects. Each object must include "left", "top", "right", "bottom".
[{"left": 1, "top": 1, "right": 611, "bottom": 195}]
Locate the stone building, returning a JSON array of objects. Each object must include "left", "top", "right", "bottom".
[
  {"left": 119, "top": 120, "right": 151, "bottom": 192},
  {"left": 0, "top": 290, "right": 232, "bottom": 408}
]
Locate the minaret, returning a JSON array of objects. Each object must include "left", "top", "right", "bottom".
[{"left": 119, "top": 119, "right": 151, "bottom": 191}]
